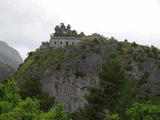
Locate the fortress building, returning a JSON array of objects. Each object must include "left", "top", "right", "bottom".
[
  {"left": 49, "top": 37, "right": 82, "bottom": 47},
  {"left": 40, "top": 23, "right": 104, "bottom": 49},
  {"left": 40, "top": 33, "right": 103, "bottom": 49}
]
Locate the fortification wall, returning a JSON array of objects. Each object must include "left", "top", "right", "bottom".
[{"left": 49, "top": 37, "right": 82, "bottom": 47}]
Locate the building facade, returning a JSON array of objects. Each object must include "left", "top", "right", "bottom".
[{"left": 49, "top": 37, "right": 82, "bottom": 47}]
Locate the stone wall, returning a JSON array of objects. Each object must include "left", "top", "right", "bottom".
[
  {"left": 49, "top": 37, "right": 82, "bottom": 47},
  {"left": 40, "top": 42, "right": 49, "bottom": 49}
]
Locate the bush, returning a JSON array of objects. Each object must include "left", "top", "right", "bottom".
[
  {"left": 124, "top": 39, "right": 128, "bottom": 42},
  {"left": 74, "top": 69, "right": 85, "bottom": 79},
  {"left": 117, "top": 42, "right": 123, "bottom": 51},
  {"left": 126, "top": 101, "right": 160, "bottom": 120},
  {"left": 132, "top": 53, "right": 138, "bottom": 61},
  {"left": 144, "top": 46, "right": 151, "bottom": 54},
  {"left": 137, "top": 71, "right": 149, "bottom": 86},
  {"left": 93, "top": 38, "right": 100, "bottom": 45},
  {"left": 125, "top": 65, "right": 133, "bottom": 71},
  {"left": 28, "top": 52, "right": 34, "bottom": 57},
  {"left": 20, "top": 75, "right": 55, "bottom": 112},
  {"left": 81, "top": 53, "right": 86, "bottom": 59},
  {"left": 131, "top": 42, "right": 138, "bottom": 47},
  {"left": 110, "top": 51, "right": 119, "bottom": 58}
]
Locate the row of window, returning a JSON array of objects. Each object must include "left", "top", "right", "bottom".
[{"left": 54, "top": 41, "right": 80, "bottom": 45}]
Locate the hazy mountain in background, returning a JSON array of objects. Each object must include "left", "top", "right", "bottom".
[
  {"left": 0, "top": 40, "right": 23, "bottom": 69},
  {"left": 0, "top": 62, "right": 14, "bottom": 82},
  {"left": 0, "top": 40, "right": 23, "bottom": 82}
]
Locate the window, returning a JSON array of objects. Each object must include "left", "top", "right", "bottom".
[
  {"left": 55, "top": 42, "right": 56, "bottom": 44},
  {"left": 60, "top": 42, "right": 62, "bottom": 44},
  {"left": 72, "top": 42, "right": 74, "bottom": 45},
  {"left": 66, "top": 41, "right": 68, "bottom": 45}
]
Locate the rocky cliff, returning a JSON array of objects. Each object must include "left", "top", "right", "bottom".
[{"left": 15, "top": 37, "right": 160, "bottom": 113}]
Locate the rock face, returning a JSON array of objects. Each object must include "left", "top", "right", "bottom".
[
  {"left": 16, "top": 39, "right": 160, "bottom": 113},
  {"left": 0, "top": 40, "right": 23, "bottom": 69},
  {"left": 41, "top": 45, "right": 112, "bottom": 113}
]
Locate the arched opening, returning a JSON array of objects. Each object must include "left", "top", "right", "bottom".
[
  {"left": 66, "top": 41, "right": 68, "bottom": 45},
  {"left": 72, "top": 42, "right": 74, "bottom": 45},
  {"left": 60, "top": 42, "right": 62, "bottom": 44},
  {"left": 55, "top": 42, "right": 56, "bottom": 44}
]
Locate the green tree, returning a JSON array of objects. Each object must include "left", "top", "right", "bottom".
[
  {"left": 71, "top": 30, "right": 78, "bottom": 36},
  {"left": 54, "top": 25, "right": 60, "bottom": 36},
  {"left": 0, "top": 79, "right": 70, "bottom": 120},
  {"left": 131, "top": 42, "right": 138, "bottom": 47},
  {"left": 20, "top": 75, "right": 55, "bottom": 112},
  {"left": 77, "top": 60, "right": 127, "bottom": 120},
  {"left": 66, "top": 24, "right": 71, "bottom": 36},
  {"left": 126, "top": 101, "right": 160, "bottom": 120},
  {"left": 41, "top": 104, "right": 71, "bottom": 120},
  {"left": 0, "top": 98, "right": 41, "bottom": 120},
  {"left": 0, "top": 78, "right": 21, "bottom": 114},
  {"left": 79, "top": 32, "right": 85, "bottom": 37}
]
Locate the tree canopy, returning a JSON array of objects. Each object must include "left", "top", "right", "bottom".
[{"left": 52, "top": 23, "right": 85, "bottom": 37}]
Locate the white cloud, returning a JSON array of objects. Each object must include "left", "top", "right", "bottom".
[{"left": 0, "top": 0, "right": 160, "bottom": 59}]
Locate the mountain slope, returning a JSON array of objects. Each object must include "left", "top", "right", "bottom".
[
  {"left": 0, "top": 62, "right": 14, "bottom": 82},
  {"left": 0, "top": 40, "right": 23, "bottom": 69},
  {"left": 0, "top": 40, "right": 23, "bottom": 82},
  {"left": 15, "top": 37, "right": 160, "bottom": 113}
]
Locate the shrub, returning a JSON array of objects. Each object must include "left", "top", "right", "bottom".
[
  {"left": 138, "top": 63, "right": 144, "bottom": 70},
  {"left": 56, "top": 63, "right": 61, "bottom": 70},
  {"left": 81, "top": 53, "right": 86, "bottom": 59},
  {"left": 137, "top": 71, "right": 149, "bottom": 86},
  {"left": 110, "top": 51, "right": 119, "bottom": 58},
  {"left": 132, "top": 53, "right": 138, "bottom": 61},
  {"left": 126, "top": 101, "right": 160, "bottom": 120},
  {"left": 125, "top": 65, "right": 133, "bottom": 71},
  {"left": 144, "top": 46, "right": 151, "bottom": 54},
  {"left": 117, "top": 42, "right": 123, "bottom": 51},
  {"left": 131, "top": 42, "right": 138, "bottom": 47},
  {"left": 20, "top": 75, "right": 55, "bottom": 112},
  {"left": 93, "top": 38, "right": 100, "bottom": 44},
  {"left": 28, "top": 52, "right": 34, "bottom": 57},
  {"left": 74, "top": 69, "right": 85, "bottom": 79},
  {"left": 124, "top": 39, "right": 128, "bottom": 42}
]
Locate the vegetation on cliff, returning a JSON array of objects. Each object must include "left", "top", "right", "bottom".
[
  {"left": 20, "top": 75, "right": 55, "bottom": 112},
  {"left": 15, "top": 34, "right": 160, "bottom": 120},
  {"left": 70, "top": 59, "right": 160, "bottom": 120}
]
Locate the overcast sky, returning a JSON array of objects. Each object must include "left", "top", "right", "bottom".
[{"left": 0, "top": 0, "right": 160, "bottom": 59}]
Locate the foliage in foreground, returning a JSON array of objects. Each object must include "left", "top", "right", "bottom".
[
  {"left": 20, "top": 75, "right": 55, "bottom": 112},
  {"left": 126, "top": 101, "right": 160, "bottom": 120},
  {"left": 0, "top": 79, "right": 70, "bottom": 120}
]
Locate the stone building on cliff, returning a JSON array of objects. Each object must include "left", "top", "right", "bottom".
[
  {"left": 40, "top": 23, "right": 105, "bottom": 48},
  {"left": 49, "top": 37, "right": 81, "bottom": 47}
]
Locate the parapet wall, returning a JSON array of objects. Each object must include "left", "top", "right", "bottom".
[{"left": 49, "top": 37, "right": 82, "bottom": 47}]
